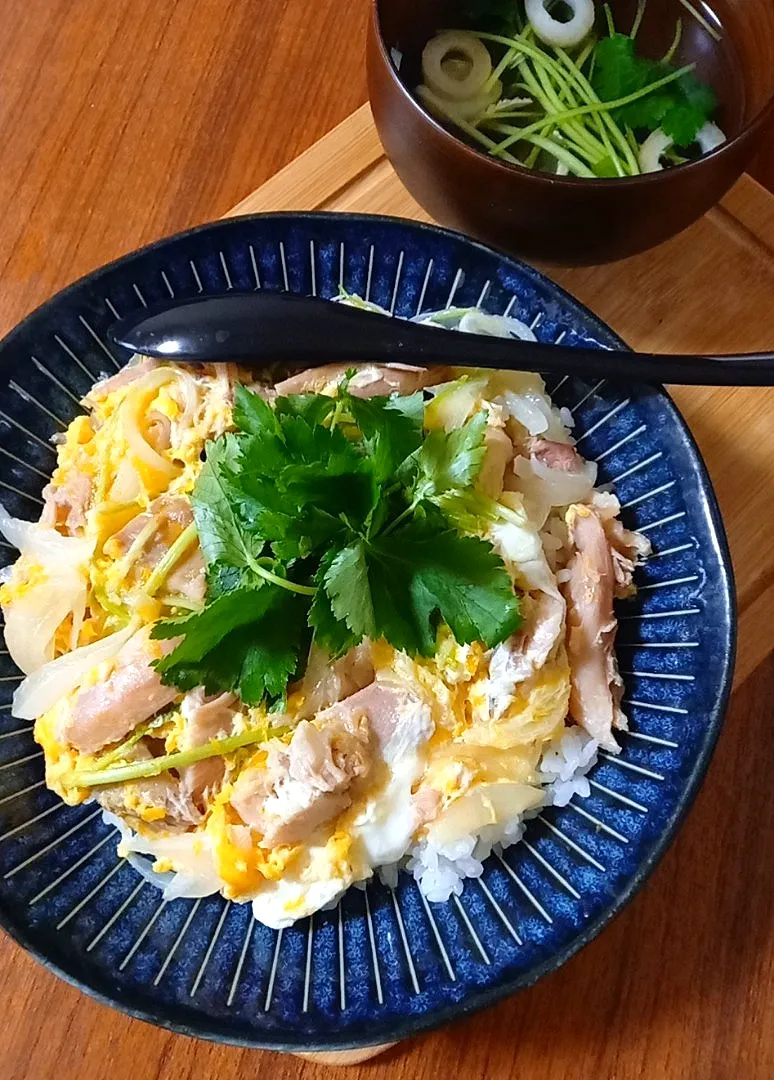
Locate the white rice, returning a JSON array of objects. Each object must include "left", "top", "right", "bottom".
[{"left": 385, "top": 728, "right": 599, "bottom": 903}]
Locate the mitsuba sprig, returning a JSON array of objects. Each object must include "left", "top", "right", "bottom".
[{"left": 151, "top": 381, "right": 521, "bottom": 705}]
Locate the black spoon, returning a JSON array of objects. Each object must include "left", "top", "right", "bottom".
[{"left": 109, "top": 292, "right": 774, "bottom": 386}]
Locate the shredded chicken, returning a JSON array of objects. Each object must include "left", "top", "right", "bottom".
[
  {"left": 96, "top": 743, "right": 201, "bottom": 832},
  {"left": 85, "top": 357, "right": 158, "bottom": 401},
  {"left": 318, "top": 681, "right": 433, "bottom": 770},
  {"left": 59, "top": 626, "right": 179, "bottom": 753},
  {"left": 590, "top": 491, "right": 651, "bottom": 596},
  {"left": 562, "top": 505, "right": 626, "bottom": 753},
  {"left": 274, "top": 362, "right": 446, "bottom": 399},
  {"left": 487, "top": 591, "right": 566, "bottom": 717},
  {"left": 528, "top": 437, "right": 585, "bottom": 472},
  {"left": 40, "top": 472, "right": 92, "bottom": 535},
  {"left": 230, "top": 714, "right": 373, "bottom": 846},
  {"left": 178, "top": 689, "right": 238, "bottom": 809},
  {"left": 107, "top": 495, "right": 205, "bottom": 603},
  {"left": 295, "top": 642, "right": 375, "bottom": 719}
]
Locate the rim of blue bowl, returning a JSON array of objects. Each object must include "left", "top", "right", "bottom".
[{"left": 0, "top": 211, "right": 736, "bottom": 1051}]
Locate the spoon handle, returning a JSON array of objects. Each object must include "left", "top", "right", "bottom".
[{"left": 110, "top": 292, "right": 774, "bottom": 387}]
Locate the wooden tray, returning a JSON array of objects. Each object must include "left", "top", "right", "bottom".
[{"left": 230, "top": 104, "right": 774, "bottom": 693}]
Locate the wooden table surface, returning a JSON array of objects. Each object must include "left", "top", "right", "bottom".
[{"left": 1, "top": 3, "right": 773, "bottom": 1078}]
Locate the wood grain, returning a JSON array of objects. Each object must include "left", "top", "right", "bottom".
[{"left": 1, "top": 3, "right": 774, "bottom": 1079}]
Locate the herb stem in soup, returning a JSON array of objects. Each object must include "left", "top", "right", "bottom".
[{"left": 415, "top": 0, "right": 725, "bottom": 177}]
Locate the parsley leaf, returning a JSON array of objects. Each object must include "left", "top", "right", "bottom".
[
  {"left": 344, "top": 391, "right": 424, "bottom": 483},
  {"left": 320, "top": 520, "right": 521, "bottom": 657},
  {"left": 411, "top": 411, "right": 488, "bottom": 502},
  {"left": 156, "top": 385, "right": 522, "bottom": 705},
  {"left": 308, "top": 567, "right": 358, "bottom": 658},
  {"left": 592, "top": 33, "right": 716, "bottom": 146},
  {"left": 192, "top": 436, "right": 265, "bottom": 575},
  {"left": 324, "top": 542, "right": 375, "bottom": 637},
  {"left": 152, "top": 585, "right": 309, "bottom": 705},
  {"left": 660, "top": 72, "right": 716, "bottom": 145}
]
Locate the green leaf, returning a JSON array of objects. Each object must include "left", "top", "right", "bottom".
[
  {"left": 412, "top": 412, "right": 488, "bottom": 501},
  {"left": 323, "top": 542, "right": 376, "bottom": 638},
  {"left": 237, "top": 590, "right": 309, "bottom": 701},
  {"left": 309, "top": 550, "right": 358, "bottom": 656},
  {"left": 152, "top": 586, "right": 273, "bottom": 659},
  {"left": 192, "top": 437, "right": 265, "bottom": 574},
  {"left": 314, "top": 517, "right": 521, "bottom": 657},
  {"left": 344, "top": 392, "right": 424, "bottom": 483},
  {"left": 592, "top": 34, "right": 645, "bottom": 103},
  {"left": 660, "top": 72, "right": 716, "bottom": 145},
  {"left": 153, "top": 586, "right": 309, "bottom": 705},
  {"left": 592, "top": 33, "right": 716, "bottom": 146},
  {"left": 368, "top": 519, "right": 522, "bottom": 654},
  {"left": 274, "top": 392, "right": 337, "bottom": 426},
  {"left": 233, "top": 384, "right": 280, "bottom": 437}
]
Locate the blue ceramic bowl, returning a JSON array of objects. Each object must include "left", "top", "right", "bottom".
[{"left": 0, "top": 213, "right": 734, "bottom": 1051}]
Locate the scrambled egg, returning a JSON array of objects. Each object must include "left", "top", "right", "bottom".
[{"left": 10, "top": 360, "right": 590, "bottom": 930}]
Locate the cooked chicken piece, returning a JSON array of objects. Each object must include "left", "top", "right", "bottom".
[
  {"left": 317, "top": 683, "right": 413, "bottom": 753},
  {"left": 59, "top": 626, "right": 179, "bottom": 753},
  {"left": 40, "top": 471, "right": 92, "bottom": 535},
  {"left": 96, "top": 744, "right": 201, "bottom": 833},
  {"left": 590, "top": 491, "right": 651, "bottom": 596},
  {"left": 178, "top": 689, "right": 237, "bottom": 809},
  {"left": 528, "top": 437, "right": 585, "bottom": 473},
  {"left": 295, "top": 642, "right": 375, "bottom": 719},
  {"left": 107, "top": 495, "right": 205, "bottom": 603},
  {"left": 318, "top": 681, "right": 433, "bottom": 767},
  {"left": 230, "top": 714, "right": 373, "bottom": 847},
  {"left": 85, "top": 357, "right": 157, "bottom": 401},
  {"left": 477, "top": 426, "right": 515, "bottom": 500},
  {"left": 562, "top": 506, "right": 626, "bottom": 753},
  {"left": 165, "top": 550, "right": 206, "bottom": 603},
  {"left": 274, "top": 362, "right": 446, "bottom": 399},
  {"left": 413, "top": 786, "right": 441, "bottom": 825},
  {"left": 487, "top": 591, "right": 566, "bottom": 717}
]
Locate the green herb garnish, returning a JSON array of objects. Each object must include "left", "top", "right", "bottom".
[
  {"left": 70, "top": 723, "right": 289, "bottom": 789},
  {"left": 418, "top": 0, "right": 719, "bottom": 176},
  {"left": 591, "top": 33, "right": 716, "bottom": 146},
  {"left": 150, "top": 383, "right": 521, "bottom": 706}
]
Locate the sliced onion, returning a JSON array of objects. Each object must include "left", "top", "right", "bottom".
[
  {"left": 513, "top": 454, "right": 597, "bottom": 507},
  {"left": 12, "top": 623, "right": 136, "bottom": 720},
  {"left": 488, "top": 498, "right": 561, "bottom": 595},
  {"left": 525, "top": 0, "right": 595, "bottom": 47},
  {"left": 697, "top": 121, "right": 726, "bottom": 154},
  {"left": 0, "top": 503, "right": 93, "bottom": 563},
  {"left": 639, "top": 128, "right": 673, "bottom": 173},
  {"left": 174, "top": 369, "right": 201, "bottom": 429},
  {"left": 0, "top": 505, "right": 95, "bottom": 674},
  {"left": 421, "top": 31, "right": 492, "bottom": 103},
  {"left": 428, "top": 782, "right": 544, "bottom": 846},
  {"left": 117, "top": 826, "right": 222, "bottom": 900},
  {"left": 501, "top": 388, "right": 569, "bottom": 440},
  {"left": 457, "top": 309, "right": 537, "bottom": 341},
  {"left": 117, "top": 371, "right": 180, "bottom": 497}
]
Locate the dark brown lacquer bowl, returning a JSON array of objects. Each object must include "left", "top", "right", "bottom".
[{"left": 367, "top": 0, "right": 774, "bottom": 264}]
